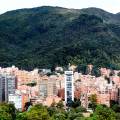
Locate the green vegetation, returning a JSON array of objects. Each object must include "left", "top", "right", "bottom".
[
  {"left": 0, "top": 6, "right": 120, "bottom": 70},
  {"left": 110, "top": 102, "right": 120, "bottom": 120},
  {"left": 0, "top": 103, "right": 16, "bottom": 120},
  {"left": 88, "top": 94, "right": 97, "bottom": 111},
  {"left": 91, "top": 105, "right": 116, "bottom": 120},
  {"left": 26, "top": 81, "right": 37, "bottom": 87},
  {"left": 0, "top": 102, "right": 119, "bottom": 120}
]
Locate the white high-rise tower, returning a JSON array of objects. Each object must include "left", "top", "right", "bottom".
[{"left": 65, "top": 71, "right": 74, "bottom": 104}]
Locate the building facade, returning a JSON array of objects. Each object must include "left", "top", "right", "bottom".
[
  {"left": 65, "top": 71, "right": 74, "bottom": 104},
  {"left": 39, "top": 79, "right": 57, "bottom": 98},
  {"left": 0, "top": 74, "right": 5, "bottom": 101},
  {"left": 9, "top": 94, "right": 22, "bottom": 110},
  {"left": 0, "top": 73, "right": 17, "bottom": 102}
]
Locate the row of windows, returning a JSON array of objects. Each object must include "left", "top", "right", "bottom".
[{"left": 66, "top": 76, "right": 72, "bottom": 82}]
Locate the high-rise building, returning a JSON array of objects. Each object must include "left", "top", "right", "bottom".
[
  {"left": 6, "top": 74, "right": 17, "bottom": 101},
  {"left": 0, "top": 74, "right": 17, "bottom": 102},
  {"left": 39, "top": 79, "right": 57, "bottom": 98},
  {"left": 48, "top": 79, "right": 57, "bottom": 96},
  {"left": 39, "top": 80, "right": 48, "bottom": 98},
  {"left": 65, "top": 71, "right": 74, "bottom": 104},
  {"left": 0, "top": 74, "right": 5, "bottom": 101}
]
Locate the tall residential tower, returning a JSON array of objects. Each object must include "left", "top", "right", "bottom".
[
  {"left": 0, "top": 73, "right": 17, "bottom": 102},
  {"left": 65, "top": 71, "right": 74, "bottom": 104}
]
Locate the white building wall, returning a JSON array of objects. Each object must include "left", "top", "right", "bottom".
[
  {"left": 65, "top": 71, "right": 74, "bottom": 103},
  {"left": 9, "top": 94, "right": 22, "bottom": 110}
]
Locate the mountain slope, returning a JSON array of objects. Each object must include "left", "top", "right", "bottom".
[{"left": 0, "top": 6, "right": 120, "bottom": 70}]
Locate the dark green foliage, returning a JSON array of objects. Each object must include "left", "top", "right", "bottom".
[
  {"left": 47, "top": 107, "right": 57, "bottom": 117},
  {"left": 111, "top": 104, "right": 120, "bottom": 113},
  {"left": 0, "top": 103, "right": 16, "bottom": 120},
  {"left": 115, "top": 113, "right": 120, "bottom": 120},
  {"left": 67, "top": 112, "right": 83, "bottom": 120},
  {"left": 16, "top": 112, "right": 27, "bottom": 120},
  {"left": 0, "top": 102, "right": 119, "bottom": 120},
  {"left": 117, "top": 72, "right": 120, "bottom": 77},
  {"left": 70, "top": 99, "right": 81, "bottom": 108},
  {"left": 75, "top": 106, "right": 87, "bottom": 113},
  {"left": 76, "top": 65, "right": 87, "bottom": 74},
  {"left": 0, "top": 6, "right": 120, "bottom": 70},
  {"left": 24, "top": 102, "right": 32, "bottom": 111},
  {"left": 91, "top": 105, "right": 116, "bottom": 120},
  {"left": 91, "top": 67, "right": 101, "bottom": 77},
  {"left": 56, "top": 100, "right": 64, "bottom": 109},
  {"left": 53, "top": 113, "right": 66, "bottom": 120},
  {"left": 88, "top": 94, "right": 97, "bottom": 111},
  {"left": 26, "top": 104, "right": 50, "bottom": 120},
  {"left": 26, "top": 81, "right": 37, "bottom": 87}
]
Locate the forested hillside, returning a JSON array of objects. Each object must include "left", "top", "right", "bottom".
[{"left": 0, "top": 6, "right": 120, "bottom": 70}]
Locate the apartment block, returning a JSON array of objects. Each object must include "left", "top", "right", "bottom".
[{"left": 0, "top": 73, "right": 17, "bottom": 102}]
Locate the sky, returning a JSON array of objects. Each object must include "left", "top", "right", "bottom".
[{"left": 0, "top": 0, "right": 120, "bottom": 14}]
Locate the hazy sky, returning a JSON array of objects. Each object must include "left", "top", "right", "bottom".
[{"left": 1, "top": 0, "right": 120, "bottom": 14}]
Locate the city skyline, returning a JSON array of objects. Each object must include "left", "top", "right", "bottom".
[{"left": 0, "top": 0, "right": 120, "bottom": 14}]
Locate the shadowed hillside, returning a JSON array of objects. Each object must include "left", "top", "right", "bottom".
[{"left": 0, "top": 6, "right": 120, "bottom": 70}]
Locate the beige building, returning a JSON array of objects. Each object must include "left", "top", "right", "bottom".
[{"left": 38, "top": 78, "right": 57, "bottom": 98}]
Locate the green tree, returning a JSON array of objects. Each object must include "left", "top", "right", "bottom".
[
  {"left": 51, "top": 99, "right": 56, "bottom": 107},
  {"left": 47, "top": 106, "right": 57, "bottom": 117},
  {"left": 24, "top": 102, "right": 32, "bottom": 111},
  {"left": 115, "top": 113, "right": 120, "bottom": 120},
  {"left": 56, "top": 100, "right": 64, "bottom": 109},
  {"left": 75, "top": 106, "right": 87, "bottom": 113},
  {"left": 91, "top": 67, "right": 101, "bottom": 77},
  {"left": 26, "top": 81, "right": 37, "bottom": 87},
  {"left": 0, "top": 103, "right": 16, "bottom": 120},
  {"left": 26, "top": 104, "right": 50, "bottom": 120},
  {"left": 53, "top": 113, "right": 66, "bottom": 120},
  {"left": 117, "top": 72, "right": 120, "bottom": 77},
  {"left": 68, "top": 98, "right": 81, "bottom": 108},
  {"left": 88, "top": 94, "right": 97, "bottom": 111},
  {"left": 16, "top": 112, "right": 27, "bottom": 120},
  {"left": 92, "top": 105, "right": 116, "bottom": 120},
  {"left": 68, "top": 111, "right": 83, "bottom": 120},
  {"left": 111, "top": 104, "right": 120, "bottom": 112}
]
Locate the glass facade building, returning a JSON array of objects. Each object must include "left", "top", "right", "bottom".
[{"left": 0, "top": 74, "right": 16, "bottom": 102}]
